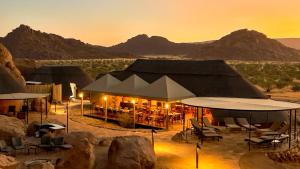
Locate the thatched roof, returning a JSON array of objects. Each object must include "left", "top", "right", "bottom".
[
  {"left": 28, "top": 65, "right": 93, "bottom": 98},
  {"left": 0, "top": 65, "right": 25, "bottom": 94},
  {"left": 105, "top": 59, "right": 266, "bottom": 98}
]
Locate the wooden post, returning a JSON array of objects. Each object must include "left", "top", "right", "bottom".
[
  {"left": 67, "top": 102, "right": 69, "bottom": 133},
  {"left": 289, "top": 110, "right": 292, "bottom": 149},
  {"left": 248, "top": 112, "right": 252, "bottom": 152},
  {"left": 45, "top": 97, "right": 48, "bottom": 119},
  {"left": 26, "top": 99, "right": 29, "bottom": 124}
]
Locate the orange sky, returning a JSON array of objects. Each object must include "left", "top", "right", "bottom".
[{"left": 1, "top": 0, "right": 300, "bottom": 46}]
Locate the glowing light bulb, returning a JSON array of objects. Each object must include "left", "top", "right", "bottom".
[{"left": 103, "top": 96, "right": 107, "bottom": 101}]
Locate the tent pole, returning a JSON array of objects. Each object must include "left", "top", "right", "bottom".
[
  {"left": 296, "top": 110, "right": 298, "bottom": 143},
  {"left": 67, "top": 101, "right": 69, "bottom": 133},
  {"left": 26, "top": 99, "right": 29, "bottom": 124},
  {"left": 201, "top": 107, "right": 204, "bottom": 145},
  {"left": 40, "top": 99, "right": 43, "bottom": 125},
  {"left": 45, "top": 97, "right": 48, "bottom": 119},
  {"left": 182, "top": 103, "right": 185, "bottom": 132},
  {"left": 289, "top": 110, "right": 292, "bottom": 149},
  {"left": 294, "top": 109, "right": 297, "bottom": 140},
  {"left": 249, "top": 112, "right": 252, "bottom": 152}
]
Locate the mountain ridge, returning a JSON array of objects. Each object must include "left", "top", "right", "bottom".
[{"left": 1, "top": 24, "right": 300, "bottom": 61}]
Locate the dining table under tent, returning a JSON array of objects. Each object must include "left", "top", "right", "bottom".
[
  {"left": 181, "top": 97, "right": 300, "bottom": 151},
  {"left": 82, "top": 74, "right": 196, "bottom": 129}
]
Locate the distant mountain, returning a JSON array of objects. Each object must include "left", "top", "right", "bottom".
[
  {"left": 0, "top": 25, "right": 132, "bottom": 59},
  {"left": 1, "top": 25, "right": 300, "bottom": 61},
  {"left": 188, "top": 29, "right": 300, "bottom": 61},
  {"left": 277, "top": 38, "right": 300, "bottom": 50}
]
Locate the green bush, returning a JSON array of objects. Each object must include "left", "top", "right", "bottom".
[{"left": 292, "top": 83, "right": 300, "bottom": 92}]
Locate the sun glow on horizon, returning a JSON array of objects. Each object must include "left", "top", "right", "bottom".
[{"left": 1, "top": 0, "right": 300, "bottom": 46}]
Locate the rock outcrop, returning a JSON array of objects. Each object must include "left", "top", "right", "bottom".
[
  {"left": 0, "top": 154, "right": 19, "bottom": 169},
  {"left": 0, "top": 43, "right": 25, "bottom": 85},
  {"left": 0, "top": 115, "right": 25, "bottom": 144},
  {"left": 56, "top": 132, "right": 96, "bottom": 169},
  {"left": 268, "top": 144, "right": 300, "bottom": 163},
  {"left": 108, "top": 136, "right": 156, "bottom": 169}
]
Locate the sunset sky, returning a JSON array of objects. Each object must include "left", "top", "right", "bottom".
[{"left": 1, "top": 0, "right": 300, "bottom": 46}]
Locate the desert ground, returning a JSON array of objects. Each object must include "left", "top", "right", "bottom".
[{"left": 12, "top": 101, "right": 300, "bottom": 169}]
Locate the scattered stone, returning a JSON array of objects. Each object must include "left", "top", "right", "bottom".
[
  {"left": 108, "top": 136, "right": 156, "bottom": 169},
  {"left": 171, "top": 131, "right": 185, "bottom": 142},
  {"left": 19, "top": 160, "right": 54, "bottom": 169},
  {"left": 268, "top": 144, "right": 300, "bottom": 163},
  {"left": 56, "top": 132, "right": 95, "bottom": 169},
  {"left": 0, "top": 154, "right": 19, "bottom": 169},
  {"left": 0, "top": 115, "right": 25, "bottom": 144},
  {"left": 98, "top": 137, "right": 113, "bottom": 147}
]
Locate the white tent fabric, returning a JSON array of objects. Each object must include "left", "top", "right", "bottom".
[
  {"left": 82, "top": 74, "right": 121, "bottom": 93},
  {"left": 181, "top": 97, "right": 300, "bottom": 111},
  {"left": 136, "top": 75, "right": 195, "bottom": 101},
  {"left": 0, "top": 93, "right": 49, "bottom": 100},
  {"left": 108, "top": 74, "right": 149, "bottom": 96}
]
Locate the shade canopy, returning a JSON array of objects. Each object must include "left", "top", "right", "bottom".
[
  {"left": 108, "top": 74, "right": 149, "bottom": 96},
  {"left": 82, "top": 74, "right": 121, "bottom": 93},
  {"left": 181, "top": 97, "right": 300, "bottom": 111},
  {"left": 0, "top": 93, "right": 49, "bottom": 100},
  {"left": 136, "top": 75, "right": 195, "bottom": 101}
]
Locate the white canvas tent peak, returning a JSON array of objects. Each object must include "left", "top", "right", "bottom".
[
  {"left": 136, "top": 75, "right": 195, "bottom": 101},
  {"left": 82, "top": 74, "right": 121, "bottom": 93},
  {"left": 108, "top": 74, "right": 149, "bottom": 97}
]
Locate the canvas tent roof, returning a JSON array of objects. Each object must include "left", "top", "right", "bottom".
[
  {"left": 0, "top": 66, "right": 25, "bottom": 94},
  {"left": 136, "top": 75, "right": 195, "bottom": 101},
  {"left": 82, "top": 74, "right": 121, "bottom": 93},
  {"left": 181, "top": 97, "right": 300, "bottom": 111},
  {"left": 0, "top": 93, "right": 49, "bottom": 100},
  {"left": 106, "top": 59, "right": 266, "bottom": 99},
  {"left": 107, "top": 74, "right": 149, "bottom": 97},
  {"left": 28, "top": 65, "right": 93, "bottom": 99}
]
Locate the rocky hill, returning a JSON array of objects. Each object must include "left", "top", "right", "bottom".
[
  {"left": 277, "top": 38, "right": 300, "bottom": 50},
  {"left": 1, "top": 25, "right": 300, "bottom": 61},
  {"left": 0, "top": 25, "right": 132, "bottom": 60}
]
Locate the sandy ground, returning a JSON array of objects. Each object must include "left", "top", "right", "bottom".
[{"left": 14, "top": 101, "right": 300, "bottom": 169}]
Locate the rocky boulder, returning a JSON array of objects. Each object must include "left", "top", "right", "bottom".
[
  {"left": 0, "top": 115, "right": 25, "bottom": 144},
  {"left": 0, "top": 43, "right": 25, "bottom": 85},
  {"left": 0, "top": 154, "right": 19, "bottom": 169},
  {"left": 108, "top": 136, "right": 156, "bottom": 169},
  {"left": 56, "top": 132, "right": 96, "bottom": 169}
]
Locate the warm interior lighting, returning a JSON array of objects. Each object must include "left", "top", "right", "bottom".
[
  {"left": 131, "top": 99, "right": 136, "bottom": 104},
  {"left": 79, "top": 93, "right": 83, "bottom": 98},
  {"left": 165, "top": 104, "right": 169, "bottom": 109},
  {"left": 103, "top": 96, "right": 107, "bottom": 101}
]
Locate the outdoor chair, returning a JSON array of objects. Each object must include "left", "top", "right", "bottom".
[
  {"left": 52, "top": 137, "right": 72, "bottom": 149},
  {"left": 7, "top": 105, "right": 16, "bottom": 116},
  {"left": 224, "top": 117, "right": 241, "bottom": 131},
  {"left": 236, "top": 118, "right": 257, "bottom": 131},
  {"left": 0, "top": 140, "right": 13, "bottom": 155},
  {"left": 245, "top": 137, "right": 273, "bottom": 148},
  {"left": 257, "top": 121, "right": 282, "bottom": 133},
  {"left": 39, "top": 136, "right": 54, "bottom": 150},
  {"left": 203, "top": 117, "right": 221, "bottom": 131},
  {"left": 261, "top": 124, "right": 289, "bottom": 136},
  {"left": 11, "top": 137, "right": 25, "bottom": 153},
  {"left": 190, "top": 119, "right": 222, "bottom": 141},
  {"left": 260, "top": 135, "right": 289, "bottom": 143}
]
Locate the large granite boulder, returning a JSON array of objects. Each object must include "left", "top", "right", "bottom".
[
  {"left": 0, "top": 115, "right": 25, "bottom": 144},
  {"left": 0, "top": 43, "right": 25, "bottom": 85},
  {"left": 0, "top": 154, "right": 19, "bottom": 169},
  {"left": 56, "top": 132, "right": 96, "bottom": 169},
  {"left": 108, "top": 136, "right": 156, "bottom": 169}
]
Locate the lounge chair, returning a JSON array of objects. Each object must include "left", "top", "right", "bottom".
[
  {"left": 190, "top": 119, "right": 222, "bottom": 141},
  {"left": 203, "top": 117, "right": 221, "bottom": 131},
  {"left": 224, "top": 117, "right": 241, "bottom": 131},
  {"left": 0, "top": 140, "right": 13, "bottom": 155},
  {"left": 236, "top": 118, "right": 257, "bottom": 130},
  {"left": 52, "top": 137, "right": 72, "bottom": 149},
  {"left": 245, "top": 137, "right": 273, "bottom": 148},
  {"left": 257, "top": 121, "right": 282, "bottom": 133},
  {"left": 260, "top": 135, "right": 289, "bottom": 143},
  {"left": 11, "top": 137, "right": 25, "bottom": 153},
  {"left": 39, "top": 136, "right": 53, "bottom": 150},
  {"left": 261, "top": 124, "right": 289, "bottom": 136}
]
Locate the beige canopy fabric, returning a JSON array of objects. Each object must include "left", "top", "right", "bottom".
[
  {"left": 181, "top": 97, "right": 300, "bottom": 111},
  {"left": 0, "top": 93, "right": 49, "bottom": 100},
  {"left": 136, "top": 75, "right": 195, "bottom": 101},
  {"left": 82, "top": 74, "right": 121, "bottom": 93},
  {"left": 108, "top": 74, "right": 149, "bottom": 97}
]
